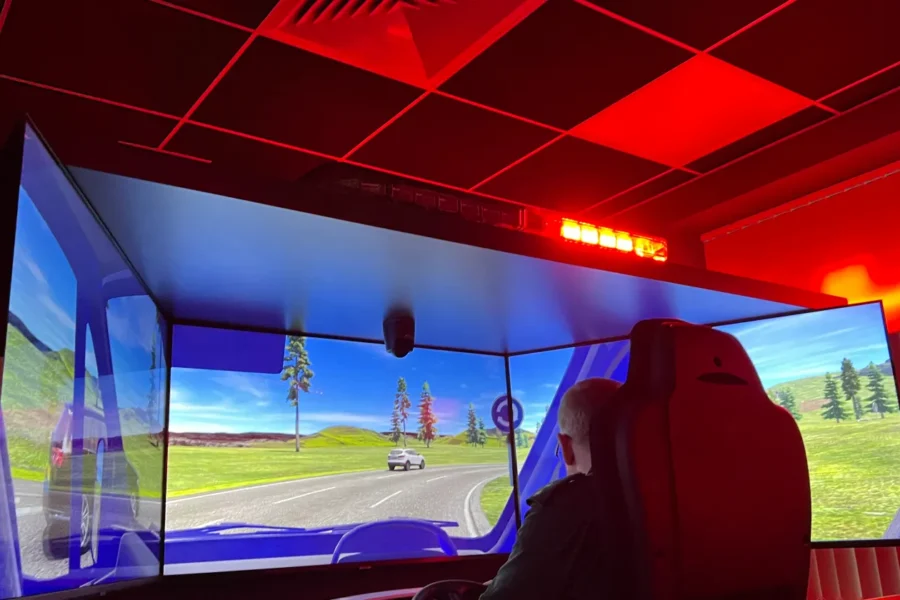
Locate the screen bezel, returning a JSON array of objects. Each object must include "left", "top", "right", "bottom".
[{"left": 0, "top": 119, "right": 25, "bottom": 360}]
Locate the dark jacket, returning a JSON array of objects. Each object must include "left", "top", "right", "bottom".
[{"left": 480, "top": 473, "right": 602, "bottom": 600}]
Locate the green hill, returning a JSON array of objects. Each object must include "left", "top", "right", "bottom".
[
  {"left": 433, "top": 428, "right": 535, "bottom": 446},
  {"left": 770, "top": 362, "right": 898, "bottom": 413},
  {"left": 2, "top": 322, "right": 104, "bottom": 477},
  {"left": 297, "top": 426, "right": 393, "bottom": 448}
]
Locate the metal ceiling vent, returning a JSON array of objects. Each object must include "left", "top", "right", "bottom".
[{"left": 292, "top": 0, "right": 456, "bottom": 24}]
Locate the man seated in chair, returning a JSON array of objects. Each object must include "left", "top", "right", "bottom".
[{"left": 480, "top": 377, "right": 620, "bottom": 600}]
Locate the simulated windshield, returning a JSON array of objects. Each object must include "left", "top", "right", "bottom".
[{"left": 164, "top": 326, "right": 519, "bottom": 572}]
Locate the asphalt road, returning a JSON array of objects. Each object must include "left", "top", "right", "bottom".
[
  {"left": 10, "top": 479, "right": 161, "bottom": 581},
  {"left": 166, "top": 463, "right": 507, "bottom": 539},
  {"left": 9, "top": 464, "right": 506, "bottom": 579}
]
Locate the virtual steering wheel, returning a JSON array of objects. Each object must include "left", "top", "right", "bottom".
[{"left": 411, "top": 580, "right": 488, "bottom": 600}]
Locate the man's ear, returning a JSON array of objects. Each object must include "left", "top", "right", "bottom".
[{"left": 558, "top": 432, "right": 576, "bottom": 466}]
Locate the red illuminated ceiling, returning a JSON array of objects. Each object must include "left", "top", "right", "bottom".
[{"left": 0, "top": 0, "right": 899, "bottom": 240}]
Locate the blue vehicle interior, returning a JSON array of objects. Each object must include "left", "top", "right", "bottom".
[{"left": 2, "top": 119, "right": 893, "bottom": 600}]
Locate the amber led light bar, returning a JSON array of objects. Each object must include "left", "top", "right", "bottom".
[{"left": 559, "top": 218, "right": 668, "bottom": 262}]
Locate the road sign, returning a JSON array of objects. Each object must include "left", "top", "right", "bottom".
[{"left": 491, "top": 395, "right": 523, "bottom": 434}]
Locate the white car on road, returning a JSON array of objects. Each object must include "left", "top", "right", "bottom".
[{"left": 387, "top": 448, "right": 425, "bottom": 471}]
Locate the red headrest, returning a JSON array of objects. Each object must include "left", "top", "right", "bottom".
[{"left": 610, "top": 319, "right": 811, "bottom": 600}]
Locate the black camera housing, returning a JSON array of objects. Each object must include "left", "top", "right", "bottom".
[{"left": 383, "top": 309, "right": 415, "bottom": 358}]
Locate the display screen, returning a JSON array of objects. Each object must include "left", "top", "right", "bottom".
[
  {"left": 718, "top": 303, "right": 899, "bottom": 542},
  {"left": 164, "top": 326, "right": 514, "bottom": 574},
  {"left": 0, "top": 124, "right": 166, "bottom": 599},
  {"left": 509, "top": 302, "right": 899, "bottom": 543}
]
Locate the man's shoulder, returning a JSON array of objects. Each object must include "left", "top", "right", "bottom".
[{"left": 527, "top": 473, "right": 594, "bottom": 509}]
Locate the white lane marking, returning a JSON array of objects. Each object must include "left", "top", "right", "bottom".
[
  {"left": 14, "top": 497, "right": 19, "bottom": 505},
  {"left": 168, "top": 464, "right": 503, "bottom": 503},
  {"left": 273, "top": 487, "right": 337, "bottom": 505},
  {"left": 370, "top": 490, "right": 402, "bottom": 508},
  {"left": 376, "top": 475, "right": 395, "bottom": 480},
  {"left": 426, "top": 476, "right": 447, "bottom": 483},
  {"left": 464, "top": 476, "right": 503, "bottom": 538},
  {"left": 15, "top": 507, "right": 42, "bottom": 517}
]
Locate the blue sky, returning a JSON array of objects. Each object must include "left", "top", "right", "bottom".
[
  {"left": 717, "top": 303, "right": 892, "bottom": 388},
  {"left": 6, "top": 187, "right": 164, "bottom": 429},
  {"left": 9, "top": 188, "right": 77, "bottom": 352},
  {"left": 169, "top": 340, "right": 575, "bottom": 436},
  {"left": 168, "top": 303, "right": 895, "bottom": 435}
]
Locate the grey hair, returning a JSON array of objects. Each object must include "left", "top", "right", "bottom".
[{"left": 557, "top": 378, "right": 622, "bottom": 444}]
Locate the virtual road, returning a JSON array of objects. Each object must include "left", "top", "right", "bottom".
[
  {"left": 11, "top": 464, "right": 505, "bottom": 579},
  {"left": 166, "top": 464, "right": 506, "bottom": 536},
  {"left": 12, "top": 479, "right": 162, "bottom": 581}
]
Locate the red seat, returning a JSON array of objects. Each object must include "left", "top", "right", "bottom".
[{"left": 591, "top": 319, "right": 811, "bottom": 600}]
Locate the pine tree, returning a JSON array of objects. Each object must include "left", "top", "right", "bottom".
[
  {"left": 515, "top": 429, "right": 529, "bottom": 448},
  {"left": 840, "top": 358, "right": 863, "bottom": 420},
  {"left": 282, "top": 336, "right": 314, "bottom": 452},
  {"left": 822, "top": 373, "right": 848, "bottom": 423},
  {"left": 777, "top": 388, "right": 802, "bottom": 421},
  {"left": 466, "top": 403, "right": 478, "bottom": 446},
  {"left": 417, "top": 381, "right": 438, "bottom": 448},
  {"left": 396, "top": 377, "right": 411, "bottom": 447},
  {"left": 476, "top": 417, "right": 487, "bottom": 447},
  {"left": 866, "top": 362, "right": 894, "bottom": 418},
  {"left": 390, "top": 404, "right": 402, "bottom": 445}
]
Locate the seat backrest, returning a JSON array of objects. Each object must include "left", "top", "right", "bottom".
[{"left": 593, "top": 319, "right": 811, "bottom": 600}]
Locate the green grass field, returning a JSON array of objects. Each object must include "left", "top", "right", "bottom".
[
  {"left": 799, "top": 412, "right": 900, "bottom": 540},
  {"left": 166, "top": 441, "right": 511, "bottom": 496},
  {"left": 480, "top": 477, "right": 513, "bottom": 526}
]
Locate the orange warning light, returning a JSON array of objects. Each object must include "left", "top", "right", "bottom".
[{"left": 559, "top": 218, "right": 667, "bottom": 262}]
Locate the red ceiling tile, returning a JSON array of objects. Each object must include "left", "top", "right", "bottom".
[
  {"left": 440, "top": 0, "right": 692, "bottom": 129},
  {"left": 616, "top": 87, "right": 900, "bottom": 230},
  {"left": 583, "top": 169, "right": 696, "bottom": 219},
  {"left": 478, "top": 136, "right": 667, "bottom": 212},
  {"left": 820, "top": 62, "right": 900, "bottom": 112},
  {"left": 712, "top": 0, "right": 900, "bottom": 100},
  {"left": 0, "top": 0, "right": 249, "bottom": 116},
  {"left": 158, "top": 0, "right": 279, "bottom": 28},
  {"left": 190, "top": 38, "right": 422, "bottom": 156},
  {"left": 686, "top": 106, "right": 832, "bottom": 173},
  {"left": 0, "top": 78, "right": 175, "bottom": 166},
  {"left": 583, "top": 0, "right": 786, "bottom": 50},
  {"left": 350, "top": 94, "right": 557, "bottom": 188},
  {"left": 167, "top": 124, "right": 332, "bottom": 183},
  {"left": 571, "top": 55, "right": 813, "bottom": 167},
  {"left": 261, "top": 0, "right": 533, "bottom": 87}
]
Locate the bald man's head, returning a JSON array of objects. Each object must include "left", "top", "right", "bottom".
[{"left": 557, "top": 377, "right": 621, "bottom": 476}]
